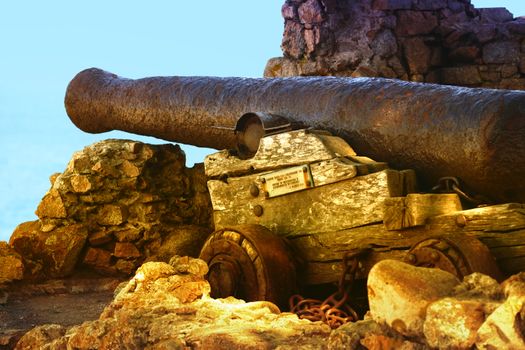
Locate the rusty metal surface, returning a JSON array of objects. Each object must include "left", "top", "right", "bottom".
[
  {"left": 198, "top": 225, "right": 296, "bottom": 309},
  {"left": 289, "top": 249, "right": 366, "bottom": 329},
  {"left": 405, "top": 235, "right": 503, "bottom": 281},
  {"left": 65, "top": 68, "right": 525, "bottom": 203}
]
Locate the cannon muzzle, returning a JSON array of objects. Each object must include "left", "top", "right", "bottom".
[{"left": 65, "top": 68, "right": 525, "bottom": 204}]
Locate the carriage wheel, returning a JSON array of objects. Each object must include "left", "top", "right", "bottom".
[
  {"left": 199, "top": 224, "right": 297, "bottom": 309},
  {"left": 405, "top": 235, "right": 502, "bottom": 281}
]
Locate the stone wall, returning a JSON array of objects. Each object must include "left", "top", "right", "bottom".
[
  {"left": 7, "top": 140, "right": 213, "bottom": 280},
  {"left": 265, "top": 0, "right": 525, "bottom": 90}
]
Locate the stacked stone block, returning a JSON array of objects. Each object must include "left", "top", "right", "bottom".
[
  {"left": 8, "top": 140, "right": 212, "bottom": 280},
  {"left": 266, "top": 0, "right": 525, "bottom": 90}
]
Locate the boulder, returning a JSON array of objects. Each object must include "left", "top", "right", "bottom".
[
  {"left": 328, "top": 319, "right": 423, "bottom": 349},
  {"left": 482, "top": 41, "right": 520, "bottom": 64},
  {"left": 14, "top": 324, "right": 67, "bottom": 350},
  {"left": 402, "top": 37, "right": 431, "bottom": 74},
  {"left": 9, "top": 221, "right": 87, "bottom": 279},
  {"left": 395, "top": 11, "right": 438, "bottom": 36},
  {"left": 18, "top": 258, "right": 331, "bottom": 349},
  {"left": 0, "top": 242, "right": 24, "bottom": 284},
  {"left": 424, "top": 298, "right": 498, "bottom": 349},
  {"left": 146, "top": 225, "right": 212, "bottom": 263},
  {"left": 479, "top": 7, "right": 514, "bottom": 23},
  {"left": 367, "top": 259, "right": 460, "bottom": 337},
  {"left": 476, "top": 273, "right": 525, "bottom": 348}
]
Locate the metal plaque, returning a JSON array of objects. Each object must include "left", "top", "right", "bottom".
[{"left": 261, "top": 165, "right": 314, "bottom": 198}]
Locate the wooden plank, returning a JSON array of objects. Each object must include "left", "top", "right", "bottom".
[
  {"left": 384, "top": 194, "right": 462, "bottom": 230},
  {"left": 288, "top": 204, "right": 525, "bottom": 284},
  {"left": 207, "top": 158, "right": 361, "bottom": 210},
  {"left": 426, "top": 203, "right": 525, "bottom": 233},
  {"left": 205, "top": 129, "right": 359, "bottom": 178},
  {"left": 302, "top": 250, "right": 408, "bottom": 285},
  {"left": 383, "top": 197, "right": 410, "bottom": 230},
  {"left": 309, "top": 158, "right": 361, "bottom": 185},
  {"left": 210, "top": 169, "right": 415, "bottom": 236}
]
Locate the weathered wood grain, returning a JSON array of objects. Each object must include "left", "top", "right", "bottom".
[
  {"left": 288, "top": 204, "right": 525, "bottom": 285},
  {"left": 300, "top": 250, "right": 408, "bottom": 285},
  {"left": 210, "top": 169, "right": 416, "bottom": 236},
  {"left": 204, "top": 129, "right": 358, "bottom": 178},
  {"left": 384, "top": 194, "right": 462, "bottom": 230}
]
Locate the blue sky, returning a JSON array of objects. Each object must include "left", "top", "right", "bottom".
[{"left": 0, "top": 1, "right": 524, "bottom": 242}]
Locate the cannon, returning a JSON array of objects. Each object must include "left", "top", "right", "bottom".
[
  {"left": 65, "top": 68, "right": 525, "bottom": 324},
  {"left": 66, "top": 68, "right": 525, "bottom": 204}
]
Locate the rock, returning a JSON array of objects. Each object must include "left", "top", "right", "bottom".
[
  {"left": 71, "top": 260, "right": 332, "bottom": 348},
  {"left": 147, "top": 225, "right": 211, "bottom": 263},
  {"left": 114, "top": 242, "right": 141, "bottom": 259},
  {"left": 402, "top": 37, "right": 431, "bottom": 74},
  {"left": 448, "top": 46, "right": 480, "bottom": 63},
  {"left": 507, "top": 18, "right": 525, "bottom": 35},
  {"left": 503, "top": 272, "right": 525, "bottom": 297},
  {"left": 169, "top": 255, "right": 209, "bottom": 277},
  {"left": 424, "top": 298, "right": 498, "bottom": 349},
  {"left": 452, "top": 272, "right": 504, "bottom": 300},
  {"left": 70, "top": 174, "right": 92, "bottom": 193},
  {"left": 498, "top": 78, "right": 525, "bottom": 90},
  {"left": 298, "top": 0, "right": 325, "bottom": 25},
  {"left": 16, "top": 259, "right": 331, "bottom": 349},
  {"left": 329, "top": 319, "right": 394, "bottom": 349},
  {"left": 475, "top": 288, "right": 525, "bottom": 347},
  {"left": 97, "top": 204, "right": 128, "bottom": 226},
  {"left": 269, "top": 0, "right": 525, "bottom": 90},
  {"left": 472, "top": 24, "right": 498, "bottom": 44},
  {"left": 431, "top": 66, "right": 482, "bottom": 85},
  {"left": 282, "top": 20, "right": 307, "bottom": 59},
  {"left": 14, "top": 324, "right": 66, "bottom": 350},
  {"left": 396, "top": 11, "right": 438, "bottom": 36},
  {"left": 372, "top": 0, "right": 412, "bottom": 11},
  {"left": 502, "top": 64, "right": 519, "bottom": 78},
  {"left": 113, "top": 225, "right": 142, "bottom": 242},
  {"left": 115, "top": 259, "right": 137, "bottom": 275},
  {"left": 447, "top": 0, "right": 465, "bottom": 13},
  {"left": 35, "top": 189, "right": 67, "bottom": 219},
  {"left": 120, "top": 159, "right": 141, "bottom": 177},
  {"left": 281, "top": 3, "right": 296, "bottom": 20},
  {"left": 0, "top": 242, "right": 24, "bottom": 283},
  {"left": 10, "top": 221, "right": 87, "bottom": 279},
  {"left": 88, "top": 230, "right": 113, "bottom": 246},
  {"left": 82, "top": 247, "right": 113, "bottom": 271},
  {"left": 483, "top": 41, "right": 520, "bottom": 64},
  {"left": 479, "top": 7, "right": 514, "bottom": 23},
  {"left": 0, "top": 330, "right": 26, "bottom": 350},
  {"left": 15, "top": 139, "right": 213, "bottom": 278},
  {"left": 414, "top": 0, "right": 447, "bottom": 11},
  {"left": 371, "top": 29, "right": 398, "bottom": 58},
  {"left": 367, "top": 259, "right": 460, "bottom": 337}
]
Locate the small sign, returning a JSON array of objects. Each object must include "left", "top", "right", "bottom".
[{"left": 261, "top": 165, "right": 314, "bottom": 198}]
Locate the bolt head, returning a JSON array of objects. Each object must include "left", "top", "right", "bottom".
[
  {"left": 456, "top": 214, "right": 467, "bottom": 227},
  {"left": 406, "top": 253, "right": 417, "bottom": 264},
  {"left": 253, "top": 205, "right": 264, "bottom": 217},
  {"left": 249, "top": 184, "right": 260, "bottom": 197}
]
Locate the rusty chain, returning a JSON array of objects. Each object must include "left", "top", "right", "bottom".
[{"left": 289, "top": 248, "right": 368, "bottom": 329}]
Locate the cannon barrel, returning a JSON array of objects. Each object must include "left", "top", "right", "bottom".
[{"left": 65, "top": 68, "right": 525, "bottom": 204}]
